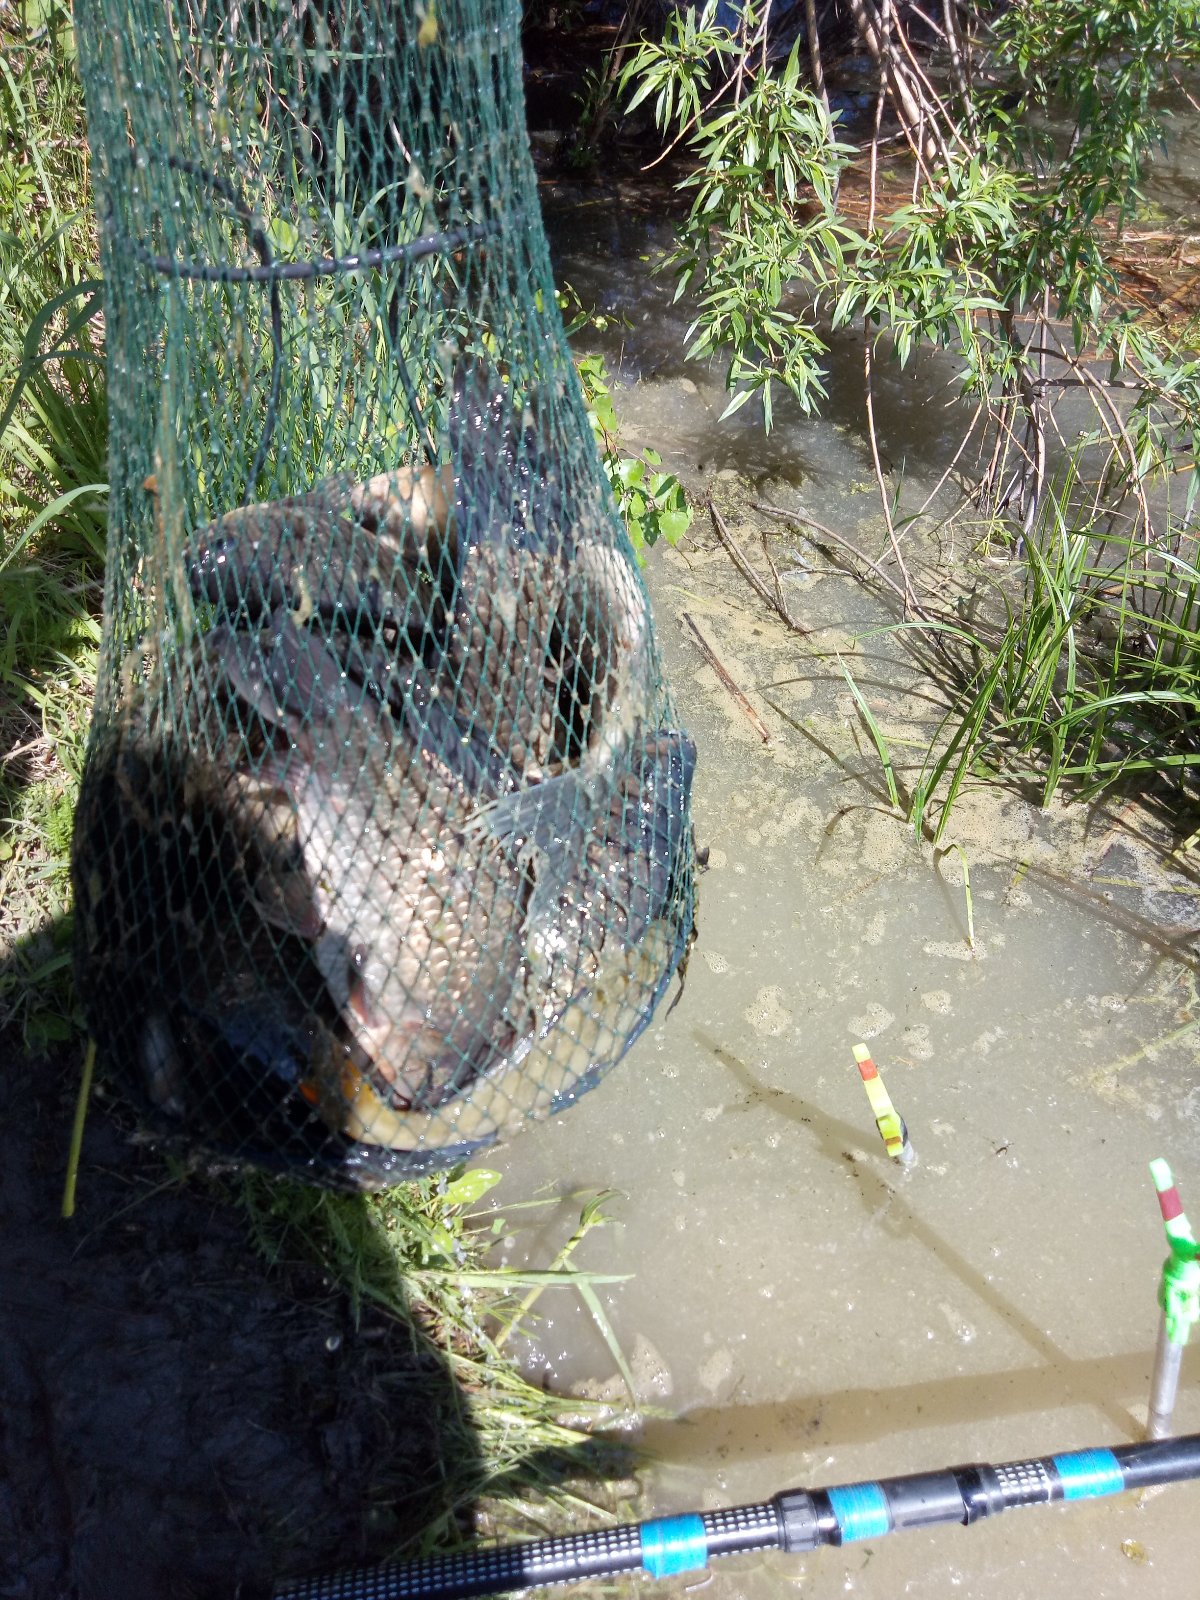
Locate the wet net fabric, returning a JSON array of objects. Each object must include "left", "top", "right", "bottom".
[{"left": 70, "top": 0, "right": 696, "bottom": 1188}]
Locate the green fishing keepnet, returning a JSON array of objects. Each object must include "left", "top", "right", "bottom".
[{"left": 70, "top": 0, "right": 696, "bottom": 1189}]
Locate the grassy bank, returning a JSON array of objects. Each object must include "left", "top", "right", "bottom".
[{"left": 0, "top": 0, "right": 102, "bottom": 1045}]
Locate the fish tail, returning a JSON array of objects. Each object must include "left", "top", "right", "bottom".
[{"left": 468, "top": 768, "right": 592, "bottom": 861}]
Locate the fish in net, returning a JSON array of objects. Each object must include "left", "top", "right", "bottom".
[{"left": 70, "top": 0, "right": 696, "bottom": 1187}]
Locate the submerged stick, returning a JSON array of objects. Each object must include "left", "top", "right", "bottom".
[
  {"left": 759, "top": 532, "right": 793, "bottom": 618},
  {"left": 680, "top": 610, "right": 772, "bottom": 744},
  {"left": 708, "top": 499, "right": 808, "bottom": 633},
  {"left": 752, "top": 501, "right": 914, "bottom": 611}
]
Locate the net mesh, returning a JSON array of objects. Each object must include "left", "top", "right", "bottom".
[{"left": 70, "top": 0, "right": 696, "bottom": 1189}]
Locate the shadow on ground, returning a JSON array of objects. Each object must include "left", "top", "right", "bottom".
[{"left": 0, "top": 920, "right": 609, "bottom": 1600}]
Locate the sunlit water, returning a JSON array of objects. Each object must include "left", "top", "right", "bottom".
[{"left": 471, "top": 190, "right": 1200, "bottom": 1599}]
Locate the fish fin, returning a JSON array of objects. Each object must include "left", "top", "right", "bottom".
[
  {"left": 247, "top": 861, "right": 322, "bottom": 941},
  {"left": 171, "top": 999, "right": 348, "bottom": 1161},
  {"left": 447, "top": 357, "right": 567, "bottom": 559},
  {"left": 471, "top": 731, "right": 696, "bottom": 965},
  {"left": 405, "top": 666, "right": 517, "bottom": 797},
  {"left": 475, "top": 729, "right": 694, "bottom": 875},
  {"left": 469, "top": 769, "right": 592, "bottom": 859},
  {"left": 209, "top": 613, "right": 354, "bottom": 747},
  {"left": 141, "top": 1010, "right": 186, "bottom": 1118},
  {"left": 467, "top": 770, "right": 599, "bottom": 967}
]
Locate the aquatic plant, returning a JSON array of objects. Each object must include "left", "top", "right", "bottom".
[{"left": 907, "top": 467, "right": 1200, "bottom": 835}]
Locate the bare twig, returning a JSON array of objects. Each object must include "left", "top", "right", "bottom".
[
  {"left": 752, "top": 501, "right": 927, "bottom": 616},
  {"left": 1038, "top": 376, "right": 1151, "bottom": 392},
  {"left": 1169, "top": 65, "right": 1200, "bottom": 116},
  {"left": 760, "top": 532, "right": 796, "bottom": 620},
  {"left": 912, "top": 400, "right": 986, "bottom": 522},
  {"left": 888, "top": 7, "right": 965, "bottom": 162},
  {"left": 1041, "top": 319, "right": 1154, "bottom": 543},
  {"left": 863, "top": 342, "right": 920, "bottom": 612},
  {"left": 860, "top": 44, "right": 920, "bottom": 617},
  {"left": 804, "top": 0, "right": 831, "bottom": 118},
  {"left": 907, "top": 2, "right": 975, "bottom": 126},
  {"left": 708, "top": 499, "right": 808, "bottom": 632},
  {"left": 994, "top": 307, "right": 1047, "bottom": 536},
  {"left": 849, "top": 0, "right": 943, "bottom": 170},
  {"left": 681, "top": 610, "right": 773, "bottom": 744},
  {"left": 732, "top": 2, "right": 771, "bottom": 102},
  {"left": 755, "top": 0, "right": 774, "bottom": 78}
]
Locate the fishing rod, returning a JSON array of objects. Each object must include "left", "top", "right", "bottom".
[{"left": 274, "top": 1432, "right": 1200, "bottom": 1600}]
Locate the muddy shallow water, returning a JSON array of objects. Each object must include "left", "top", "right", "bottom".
[{"left": 476, "top": 194, "right": 1200, "bottom": 1599}]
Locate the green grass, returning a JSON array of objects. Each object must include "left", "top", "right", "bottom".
[
  {"left": 0, "top": 3, "right": 94, "bottom": 390},
  {"left": 0, "top": 5, "right": 103, "bottom": 1040},
  {"left": 856, "top": 458, "right": 1200, "bottom": 840},
  {"left": 237, "top": 1171, "right": 636, "bottom": 1544}
]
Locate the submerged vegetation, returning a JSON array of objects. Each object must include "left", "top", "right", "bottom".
[{"left": 612, "top": 0, "right": 1200, "bottom": 831}]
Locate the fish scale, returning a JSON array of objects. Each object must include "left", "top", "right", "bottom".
[
  {"left": 72, "top": 584, "right": 692, "bottom": 1174},
  {"left": 448, "top": 544, "right": 563, "bottom": 774}
]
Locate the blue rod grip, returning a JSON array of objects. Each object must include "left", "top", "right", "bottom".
[
  {"left": 1052, "top": 1448, "right": 1124, "bottom": 1501},
  {"left": 640, "top": 1514, "right": 709, "bottom": 1579}
]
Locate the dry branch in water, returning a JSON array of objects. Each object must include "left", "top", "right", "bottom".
[
  {"left": 708, "top": 498, "right": 808, "bottom": 633},
  {"left": 751, "top": 500, "right": 931, "bottom": 619},
  {"left": 680, "top": 610, "right": 773, "bottom": 744}
]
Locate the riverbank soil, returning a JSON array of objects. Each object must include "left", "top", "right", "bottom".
[{"left": 0, "top": 1034, "right": 474, "bottom": 1599}]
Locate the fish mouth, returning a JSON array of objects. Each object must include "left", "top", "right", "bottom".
[{"left": 77, "top": 356, "right": 696, "bottom": 1180}]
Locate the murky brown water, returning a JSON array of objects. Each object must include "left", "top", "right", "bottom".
[{"left": 471, "top": 201, "right": 1200, "bottom": 1600}]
